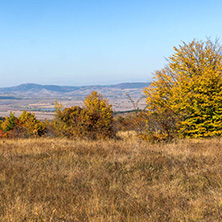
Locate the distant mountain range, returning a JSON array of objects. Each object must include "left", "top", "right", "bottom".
[
  {"left": 0, "top": 83, "right": 79, "bottom": 93},
  {"left": 0, "top": 82, "right": 150, "bottom": 99}
]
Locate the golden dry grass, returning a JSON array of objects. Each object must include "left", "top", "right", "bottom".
[{"left": 0, "top": 138, "right": 222, "bottom": 221}]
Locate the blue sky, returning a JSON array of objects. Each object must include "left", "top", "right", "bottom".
[{"left": 1, "top": 0, "right": 222, "bottom": 87}]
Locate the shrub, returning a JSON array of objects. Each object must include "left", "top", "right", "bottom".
[
  {"left": 139, "top": 109, "right": 178, "bottom": 142},
  {"left": 0, "top": 111, "right": 46, "bottom": 138},
  {"left": 114, "top": 111, "right": 147, "bottom": 133},
  {"left": 54, "top": 91, "right": 116, "bottom": 139},
  {"left": 19, "top": 111, "right": 46, "bottom": 137},
  {"left": 1, "top": 112, "right": 17, "bottom": 133}
]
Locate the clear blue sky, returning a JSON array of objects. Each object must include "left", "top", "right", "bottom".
[{"left": 1, "top": 0, "right": 222, "bottom": 87}]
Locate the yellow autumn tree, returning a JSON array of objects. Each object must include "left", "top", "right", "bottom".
[
  {"left": 82, "top": 91, "right": 115, "bottom": 139},
  {"left": 53, "top": 91, "right": 115, "bottom": 139},
  {"left": 1, "top": 112, "right": 17, "bottom": 133},
  {"left": 19, "top": 111, "right": 46, "bottom": 137},
  {"left": 144, "top": 39, "right": 222, "bottom": 139}
]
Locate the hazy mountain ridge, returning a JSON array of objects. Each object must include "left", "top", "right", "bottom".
[
  {"left": 0, "top": 82, "right": 150, "bottom": 118},
  {"left": 0, "top": 82, "right": 150, "bottom": 98},
  {"left": 0, "top": 83, "right": 79, "bottom": 93}
]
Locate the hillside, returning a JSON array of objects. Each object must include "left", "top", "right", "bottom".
[
  {"left": 0, "top": 138, "right": 221, "bottom": 221},
  {"left": 0, "top": 82, "right": 150, "bottom": 98}
]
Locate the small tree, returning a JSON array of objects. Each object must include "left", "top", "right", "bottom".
[
  {"left": 19, "top": 111, "right": 46, "bottom": 137},
  {"left": 123, "top": 93, "right": 147, "bottom": 134},
  {"left": 144, "top": 39, "right": 222, "bottom": 139},
  {"left": 1, "top": 112, "right": 17, "bottom": 133},
  {"left": 0, "top": 112, "right": 24, "bottom": 138},
  {"left": 56, "top": 106, "right": 86, "bottom": 138},
  {"left": 53, "top": 91, "right": 115, "bottom": 139},
  {"left": 83, "top": 91, "right": 115, "bottom": 139}
]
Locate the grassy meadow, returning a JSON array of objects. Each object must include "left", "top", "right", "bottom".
[{"left": 0, "top": 137, "right": 222, "bottom": 221}]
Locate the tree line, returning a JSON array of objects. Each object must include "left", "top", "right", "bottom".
[{"left": 1, "top": 38, "right": 222, "bottom": 140}]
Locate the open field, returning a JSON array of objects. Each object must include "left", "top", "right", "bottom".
[
  {"left": 0, "top": 138, "right": 221, "bottom": 221},
  {"left": 0, "top": 97, "right": 146, "bottom": 120}
]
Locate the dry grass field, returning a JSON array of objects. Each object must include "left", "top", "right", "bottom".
[{"left": 0, "top": 137, "right": 222, "bottom": 221}]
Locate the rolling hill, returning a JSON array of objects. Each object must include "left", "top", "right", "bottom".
[{"left": 0, "top": 82, "right": 150, "bottom": 99}]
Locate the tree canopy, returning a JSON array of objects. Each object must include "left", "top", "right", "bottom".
[{"left": 144, "top": 39, "right": 222, "bottom": 139}]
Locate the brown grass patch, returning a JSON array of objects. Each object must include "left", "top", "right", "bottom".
[{"left": 0, "top": 138, "right": 222, "bottom": 221}]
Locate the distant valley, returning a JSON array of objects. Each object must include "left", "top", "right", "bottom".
[{"left": 0, "top": 82, "right": 150, "bottom": 119}]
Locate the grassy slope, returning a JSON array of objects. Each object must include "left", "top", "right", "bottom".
[{"left": 0, "top": 138, "right": 222, "bottom": 221}]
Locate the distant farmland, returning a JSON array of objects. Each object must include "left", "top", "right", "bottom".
[{"left": 0, "top": 96, "right": 21, "bottom": 100}]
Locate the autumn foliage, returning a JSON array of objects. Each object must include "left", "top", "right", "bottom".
[
  {"left": 19, "top": 111, "right": 46, "bottom": 136},
  {"left": 53, "top": 91, "right": 116, "bottom": 139},
  {"left": 0, "top": 92, "right": 115, "bottom": 139},
  {"left": 144, "top": 39, "right": 222, "bottom": 140},
  {"left": 1, "top": 39, "right": 222, "bottom": 141},
  {"left": 0, "top": 111, "right": 46, "bottom": 138}
]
